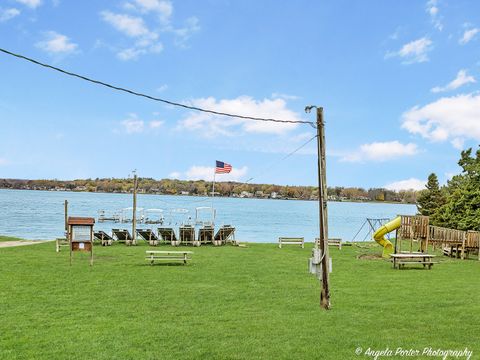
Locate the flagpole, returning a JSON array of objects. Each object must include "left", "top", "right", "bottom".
[{"left": 212, "top": 165, "right": 216, "bottom": 207}]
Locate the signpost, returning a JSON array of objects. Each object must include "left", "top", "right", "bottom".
[{"left": 68, "top": 217, "right": 95, "bottom": 266}]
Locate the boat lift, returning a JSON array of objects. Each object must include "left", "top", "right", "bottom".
[
  {"left": 97, "top": 209, "right": 120, "bottom": 223},
  {"left": 166, "top": 208, "right": 192, "bottom": 226},
  {"left": 144, "top": 209, "right": 165, "bottom": 224},
  {"left": 195, "top": 206, "right": 216, "bottom": 227},
  {"left": 120, "top": 207, "right": 144, "bottom": 223}
]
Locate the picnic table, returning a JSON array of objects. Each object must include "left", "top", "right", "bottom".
[
  {"left": 390, "top": 253, "right": 437, "bottom": 270},
  {"left": 145, "top": 250, "right": 193, "bottom": 265}
]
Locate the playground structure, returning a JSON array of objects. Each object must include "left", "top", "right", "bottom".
[
  {"left": 352, "top": 218, "right": 393, "bottom": 243},
  {"left": 395, "top": 215, "right": 430, "bottom": 253},
  {"left": 372, "top": 217, "right": 399, "bottom": 257},
  {"left": 372, "top": 214, "right": 480, "bottom": 260},
  {"left": 429, "top": 226, "right": 480, "bottom": 259}
]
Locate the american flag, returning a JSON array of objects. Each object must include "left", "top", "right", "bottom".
[{"left": 215, "top": 160, "right": 232, "bottom": 174}]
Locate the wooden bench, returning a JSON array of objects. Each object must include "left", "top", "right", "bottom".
[
  {"left": 56, "top": 238, "right": 69, "bottom": 253},
  {"left": 315, "top": 238, "right": 343, "bottom": 249},
  {"left": 328, "top": 238, "right": 342, "bottom": 249},
  {"left": 145, "top": 250, "right": 193, "bottom": 265},
  {"left": 390, "top": 253, "right": 437, "bottom": 270},
  {"left": 278, "top": 237, "right": 304, "bottom": 248}
]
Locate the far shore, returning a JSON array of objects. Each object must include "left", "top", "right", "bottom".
[{"left": 0, "top": 187, "right": 417, "bottom": 206}]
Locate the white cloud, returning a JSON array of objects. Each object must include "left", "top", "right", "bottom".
[
  {"left": 341, "top": 141, "right": 418, "bottom": 162},
  {"left": 0, "top": 157, "right": 9, "bottom": 166},
  {"left": 431, "top": 69, "right": 476, "bottom": 93},
  {"left": 121, "top": 114, "right": 144, "bottom": 133},
  {"left": 459, "top": 28, "right": 479, "bottom": 45},
  {"left": 149, "top": 120, "right": 164, "bottom": 128},
  {"left": 120, "top": 115, "right": 164, "bottom": 133},
  {"left": 184, "top": 165, "right": 248, "bottom": 181},
  {"left": 385, "top": 178, "right": 426, "bottom": 191},
  {"left": 450, "top": 138, "right": 465, "bottom": 150},
  {"left": 0, "top": 8, "right": 20, "bottom": 22},
  {"left": 177, "top": 96, "right": 302, "bottom": 137},
  {"left": 426, "top": 0, "right": 442, "bottom": 31},
  {"left": 130, "top": 0, "right": 173, "bottom": 23},
  {"left": 117, "top": 47, "right": 144, "bottom": 61},
  {"left": 170, "top": 16, "right": 200, "bottom": 47},
  {"left": 156, "top": 84, "right": 168, "bottom": 92},
  {"left": 100, "top": 10, "right": 163, "bottom": 60},
  {"left": 14, "top": 0, "right": 41, "bottom": 9},
  {"left": 35, "top": 31, "right": 78, "bottom": 54},
  {"left": 386, "top": 37, "right": 433, "bottom": 64},
  {"left": 168, "top": 171, "right": 181, "bottom": 179},
  {"left": 101, "top": 1, "right": 198, "bottom": 59},
  {"left": 101, "top": 11, "right": 151, "bottom": 37},
  {"left": 271, "top": 92, "right": 301, "bottom": 101},
  {"left": 402, "top": 93, "right": 480, "bottom": 145}
]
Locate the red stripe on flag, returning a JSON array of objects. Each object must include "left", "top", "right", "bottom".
[{"left": 215, "top": 162, "right": 232, "bottom": 174}]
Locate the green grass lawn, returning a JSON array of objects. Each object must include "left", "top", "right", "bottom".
[
  {"left": 0, "top": 235, "right": 25, "bottom": 242},
  {"left": 0, "top": 238, "right": 478, "bottom": 360}
]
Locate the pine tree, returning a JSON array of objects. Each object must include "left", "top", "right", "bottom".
[
  {"left": 434, "top": 147, "right": 480, "bottom": 230},
  {"left": 417, "top": 173, "right": 444, "bottom": 217}
]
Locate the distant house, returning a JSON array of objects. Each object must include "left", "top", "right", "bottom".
[
  {"left": 180, "top": 191, "right": 189, "bottom": 195},
  {"left": 240, "top": 191, "right": 253, "bottom": 198}
]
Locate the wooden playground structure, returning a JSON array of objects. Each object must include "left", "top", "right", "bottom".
[{"left": 394, "top": 215, "right": 480, "bottom": 260}]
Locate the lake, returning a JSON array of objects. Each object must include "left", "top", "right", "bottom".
[{"left": 0, "top": 189, "right": 416, "bottom": 242}]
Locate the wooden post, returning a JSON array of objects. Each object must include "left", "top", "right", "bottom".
[
  {"left": 64, "top": 200, "right": 68, "bottom": 232},
  {"left": 68, "top": 223, "right": 72, "bottom": 266},
  {"left": 132, "top": 173, "right": 137, "bottom": 245},
  {"left": 90, "top": 226, "right": 94, "bottom": 266},
  {"left": 316, "top": 107, "right": 330, "bottom": 310}
]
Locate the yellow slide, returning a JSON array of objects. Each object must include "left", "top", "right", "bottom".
[{"left": 372, "top": 216, "right": 400, "bottom": 257}]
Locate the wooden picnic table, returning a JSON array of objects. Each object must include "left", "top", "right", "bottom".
[
  {"left": 145, "top": 250, "right": 193, "bottom": 265},
  {"left": 390, "top": 253, "right": 437, "bottom": 270}
]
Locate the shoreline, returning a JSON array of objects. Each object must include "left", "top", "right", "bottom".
[{"left": 0, "top": 187, "right": 417, "bottom": 206}]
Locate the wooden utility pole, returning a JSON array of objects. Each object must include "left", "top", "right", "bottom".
[
  {"left": 132, "top": 172, "right": 138, "bottom": 245},
  {"left": 315, "top": 107, "right": 330, "bottom": 309}
]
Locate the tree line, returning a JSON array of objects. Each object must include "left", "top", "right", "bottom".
[
  {"left": 0, "top": 177, "right": 419, "bottom": 203},
  {"left": 417, "top": 146, "right": 480, "bottom": 230}
]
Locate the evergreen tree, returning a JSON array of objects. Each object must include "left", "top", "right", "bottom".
[
  {"left": 417, "top": 173, "right": 445, "bottom": 217},
  {"left": 434, "top": 147, "right": 480, "bottom": 230}
]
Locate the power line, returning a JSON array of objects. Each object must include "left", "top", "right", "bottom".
[
  {"left": 0, "top": 47, "right": 315, "bottom": 126},
  {"left": 245, "top": 134, "right": 318, "bottom": 184}
]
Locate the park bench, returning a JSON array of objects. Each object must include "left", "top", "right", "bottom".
[
  {"left": 328, "top": 238, "right": 342, "bottom": 249},
  {"left": 315, "top": 238, "right": 343, "bottom": 249},
  {"left": 56, "top": 237, "right": 69, "bottom": 252},
  {"left": 278, "top": 237, "right": 304, "bottom": 248},
  {"left": 390, "top": 253, "right": 437, "bottom": 270},
  {"left": 145, "top": 250, "right": 193, "bottom": 265}
]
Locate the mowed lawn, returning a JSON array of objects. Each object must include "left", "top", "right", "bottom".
[{"left": 0, "top": 238, "right": 478, "bottom": 360}]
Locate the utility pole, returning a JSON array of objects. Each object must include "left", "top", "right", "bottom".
[
  {"left": 306, "top": 105, "right": 331, "bottom": 309},
  {"left": 132, "top": 170, "right": 138, "bottom": 245}
]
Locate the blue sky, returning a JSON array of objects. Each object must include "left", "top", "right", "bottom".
[{"left": 0, "top": 0, "right": 479, "bottom": 190}]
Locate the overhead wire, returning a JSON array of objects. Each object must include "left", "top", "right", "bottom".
[
  {"left": 245, "top": 134, "right": 318, "bottom": 184},
  {"left": 0, "top": 47, "right": 315, "bottom": 127}
]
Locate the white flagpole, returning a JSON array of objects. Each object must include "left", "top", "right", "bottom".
[{"left": 212, "top": 164, "right": 216, "bottom": 207}]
